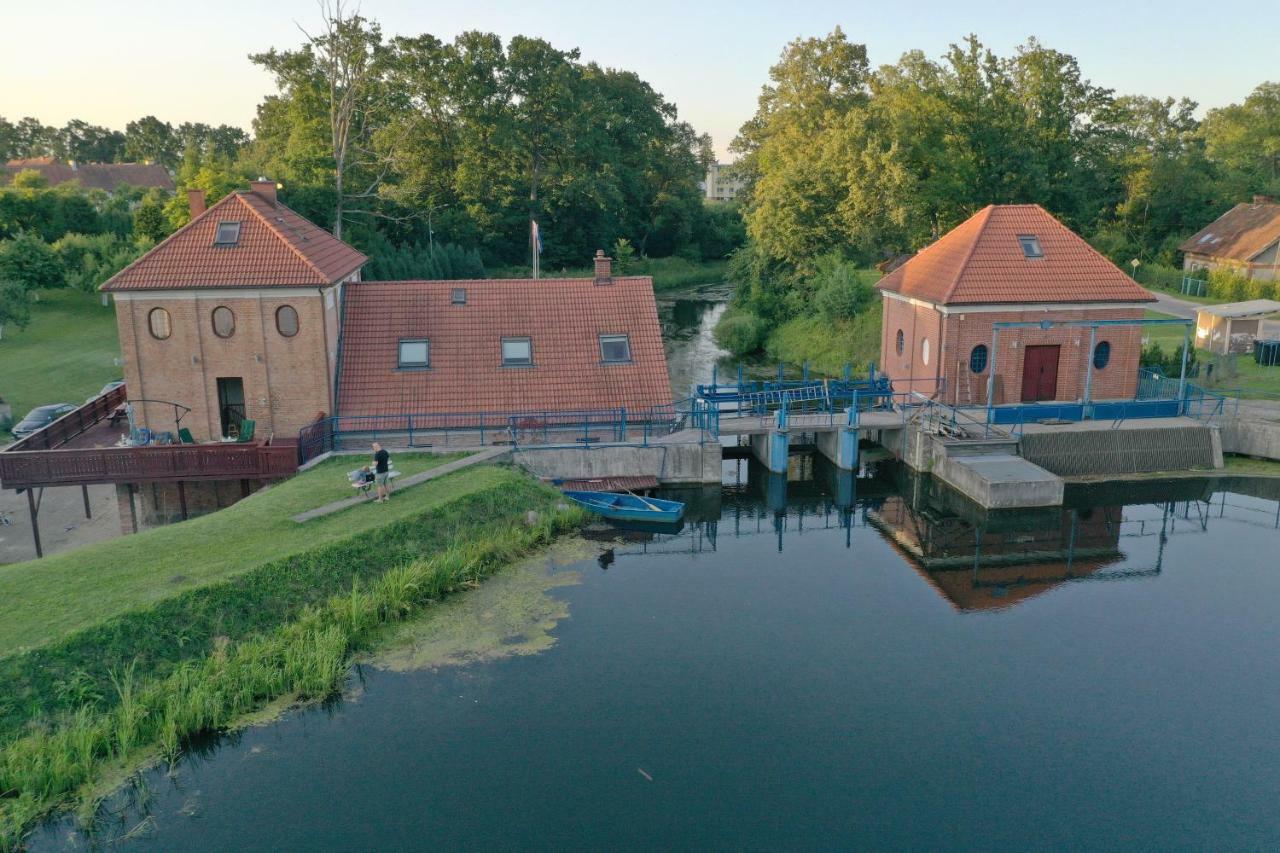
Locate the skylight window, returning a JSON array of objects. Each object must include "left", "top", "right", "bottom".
[
  {"left": 214, "top": 221, "right": 241, "bottom": 246},
  {"left": 1017, "top": 234, "right": 1044, "bottom": 259},
  {"left": 599, "top": 334, "right": 632, "bottom": 363},
  {"left": 451, "top": 288, "right": 467, "bottom": 305},
  {"left": 501, "top": 337, "right": 533, "bottom": 367},
  {"left": 1198, "top": 233, "right": 1216, "bottom": 244},
  {"left": 398, "top": 339, "right": 429, "bottom": 368}
]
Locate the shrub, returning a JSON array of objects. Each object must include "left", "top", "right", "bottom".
[
  {"left": 364, "top": 240, "right": 486, "bottom": 281},
  {"left": 714, "top": 308, "right": 769, "bottom": 355},
  {"left": 813, "top": 257, "right": 874, "bottom": 321}
]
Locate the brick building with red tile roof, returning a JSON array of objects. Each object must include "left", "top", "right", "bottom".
[
  {"left": 877, "top": 204, "right": 1155, "bottom": 407},
  {"left": 3, "top": 157, "right": 175, "bottom": 191},
  {"left": 101, "top": 181, "right": 671, "bottom": 442}
]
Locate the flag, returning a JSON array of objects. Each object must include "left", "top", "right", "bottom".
[{"left": 531, "top": 219, "right": 543, "bottom": 255}]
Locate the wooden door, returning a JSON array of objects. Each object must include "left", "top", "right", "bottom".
[{"left": 1020, "top": 345, "right": 1060, "bottom": 402}]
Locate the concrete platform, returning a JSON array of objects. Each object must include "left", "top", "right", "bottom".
[{"left": 943, "top": 454, "right": 1065, "bottom": 509}]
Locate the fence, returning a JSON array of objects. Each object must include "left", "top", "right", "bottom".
[
  {"left": 1182, "top": 276, "right": 1208, "bottom": 298},
  {"left": 0, "top": 439, "right": 297, "bottom": 489},
  {"left": 297, "top": 401, "right": 719, "bottom": 464}
]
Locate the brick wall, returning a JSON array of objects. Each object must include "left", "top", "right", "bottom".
[
  {"left": 115, "top": 289, "right": 334, "bottom": 442},
  {"left": 880, "top": 294, "right": 1145, "bottom": 406}
]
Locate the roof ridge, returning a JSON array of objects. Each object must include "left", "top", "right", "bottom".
[
  {"left": 938, "top": 205, "right": 995, "bottom": 303},
  {"left": 236, "top": 192, "right": 339, "bottom": 285},
  {"left": 100, "top": 192, "right": 242, "bottom": 291}
]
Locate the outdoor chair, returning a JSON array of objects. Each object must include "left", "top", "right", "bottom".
[
  {"left": 178, "top": 427, "right": 196, "bottom": 444},
  {"left": 237, "top": 419, "right": 256, "bottom": 443}
]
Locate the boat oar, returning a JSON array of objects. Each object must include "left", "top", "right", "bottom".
[{"left": 625, "top": 490, "right": 662, "bottom": 512}]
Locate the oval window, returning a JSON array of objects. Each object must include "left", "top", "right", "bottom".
[
  {"left": 921, "top": 338, "right": 930, "bottom": 366},
  {"left": 1093, "top": 340, "right": 1111, "bottom": 370},
  {"left": 212, "top": 306, "right": 236, "bottom": 338},
  {"left": 148, "top": 307, "right": 171, "bottom": 340},
  {"left": 276, "top": 305, "right": 299, "bottom": 337},
  {"left": 895, "top": 329, "right": 905, "bottom": 356},
  {"left": 969, "top": 344, "right": 988, "bottom": 374}
]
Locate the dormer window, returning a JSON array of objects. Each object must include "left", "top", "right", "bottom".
[
  {"left": 214, "top": 221, "right": 241, "bottom": 246},
  {"left": 1018, "top": 235, "right": 1044, "bottom": 259}
]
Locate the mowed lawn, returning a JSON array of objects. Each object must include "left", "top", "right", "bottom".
[
  {"left": 0, "top": 289, "right": 122, "bottom": 431},
  {"left": 0, "top": 452, "right": 483, "bottom": 657}
]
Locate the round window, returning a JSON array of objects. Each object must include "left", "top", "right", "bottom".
[
  {"left": 969, "top": 344, "right": 988, "bottom": 374},
  {"left": 276, "top": 305, "right": 299, "bottom": 337},
  {"left": 147, "top": 307, "right": 171, "bottom": 340},
  {"left": 895, "top": 329, "right": 905, "bottom": 356},
  {"left": 921, "top": 338, "right": 931, "bottom": 366},
  {"left": 1093, "top": 340, "right": 1111, "bottom": 370},
  {"left": 212, "top": 306, "right": 236, "bottom": 338}
]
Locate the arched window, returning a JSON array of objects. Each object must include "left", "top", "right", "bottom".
[
  {"left": 275, "top": 305, "right": 299, "bottom": 337},
  {"left": 969, "top": 344, "right": 988, "bottom": 374},
  {"left": 895, "top": 329, "right": 905, "bottom": 356},
  {"left": 921, "top": 338, "right": 931, "bottom": 366},
  {"left": 1093, "top": 340, "right": 1111, "bottom": 370},
  {"left": 211, "top": 306, "right": 236, "bottom": 338},
  {"left": 147, "top": 307, "right": 171, "bottom": 340}
]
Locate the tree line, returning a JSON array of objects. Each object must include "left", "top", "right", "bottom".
[{"left": 726, "top": 28, "right": 1280, "bottom": 340}]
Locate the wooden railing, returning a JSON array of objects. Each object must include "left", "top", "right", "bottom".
[
  {"left": 7, "top": 384, "right": 129, "bottom": 452},
  {"left": 0, "top": 438, "right": 298, "bottom": 489}
]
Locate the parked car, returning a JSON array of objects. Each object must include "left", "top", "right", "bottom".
[
  {"left": 87, "top": 380, "right": 125, "bottom": 402},
  {"left": 10, "top": 403, "right": 77, "bottom": 440}
]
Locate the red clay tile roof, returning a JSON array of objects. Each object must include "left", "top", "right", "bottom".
[
  {"left": 337, "top": 277, "right": 673, "bottom": 417},
  {"left": 3, "top": 159, "right": 174, "bottom": 191},
  {"left": 1178, "top": 202, "right": 1280, "bottom": 261},
  {"left": 877, "top": 204, "right": 1154, "bottom": 305},
  {"left": 101, "top": 190, "right": 367, "bottom": 290}
]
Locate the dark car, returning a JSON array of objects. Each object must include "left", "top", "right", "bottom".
[{"left": 10, "top": 403, "right": 77, "bottom": 440}]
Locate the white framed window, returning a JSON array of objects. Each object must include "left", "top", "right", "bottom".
[
  {"left": 599, "top": 334, "right": 632, "bottom": 363},
  {"left": 214, "top": 221, "right": 241, "bottom": 246},
  {"left": 501, "top": 336, "right": 533, "bottom": 366},
  {"left": 398, "top": 338, "right": 429, "bottom": 368}
]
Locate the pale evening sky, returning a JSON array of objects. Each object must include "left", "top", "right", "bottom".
[{"left": 1, "top": 0, "right": 1276, "bottom": 160}]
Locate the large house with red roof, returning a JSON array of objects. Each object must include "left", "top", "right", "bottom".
[
  {"left": 877, "top": 204, "right": 1156, "bottom": 407},
  {"left": 101, "top": 181, "right": 672, "bottom": 443}
]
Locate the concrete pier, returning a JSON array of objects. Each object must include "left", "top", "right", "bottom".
[{"left": 749, "top": 429, "right": 791, "bottom": 473}]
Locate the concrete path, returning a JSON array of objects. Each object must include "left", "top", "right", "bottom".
[
  {"left": 291, "top": 447, "right": 509, "bottom": 523},
  {"left": 1148, "top": 291, "right": 1201, "bottom": 320}
]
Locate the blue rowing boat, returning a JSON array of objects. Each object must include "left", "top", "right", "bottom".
[{"left": 562, "top": 490, "right": 685, "bottom": 523}]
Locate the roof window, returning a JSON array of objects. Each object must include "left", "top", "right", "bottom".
[
  {"left": 1017, "top": 235, "right": 1044, "bottom": 259},
  {"left": 451, "top": 288, "right": 467, "bottom": 305},
  {"left": 501, "top": 337, "right": 533, "bottom": 367},
  {"left": 398, "top": 339, "right": 429, "bottom": 369},
  {"left": 1198, "top": 233, "right": 1216, "bottom": 244},
  {"left": 214, "top": 221, "right": 241, "bottom": 246}
]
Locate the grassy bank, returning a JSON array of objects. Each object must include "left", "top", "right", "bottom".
[
  {"left": 0, "top": 467, "right": 584, "bottom": 846},
  {"left": 761, "top": 301, "right": 884, "bottom": 375},
  {"left": 0, "top": 290, "right": 120, "bottom": 430},
  {"left": 492, "top": 256, "right": 728, "bottom": 292},
  {"left": 0, "top": 453, "right": 472, "bottom": 656}
]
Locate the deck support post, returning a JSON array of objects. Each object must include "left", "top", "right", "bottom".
[
  {"left": 26, "top": 488, "right": 42, "bottom": 559},
  {"left": 81, "top": 484, "right": 92, "bottom": 519},
  {"left": 240, "top": 479, "right": 250, "bottom": 498},
  {"left": 126, "top": 484, "right": 138, "bottom": 534},
  {"left": 177, "top": 480, "right": 188, "bottom": 520}
]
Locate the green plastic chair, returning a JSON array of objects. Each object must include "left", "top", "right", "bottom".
[
  {"left": 237, "top": 418, "right": 256, "bottom": 443},
  {"left": 178, "top": 427, "right": 196, "bottom": 444}
]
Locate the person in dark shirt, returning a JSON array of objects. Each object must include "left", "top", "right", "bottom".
[{"left": 372, "top": 442, "right": 391, "bottom": 502}]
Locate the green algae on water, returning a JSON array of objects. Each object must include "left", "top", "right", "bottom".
[{"left": 365, "top": 540, "right": 592, "bottom": 672}]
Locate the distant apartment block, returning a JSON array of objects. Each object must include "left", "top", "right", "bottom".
[{"left": 704, "top": 162, "right": 745, "bottom": 202}]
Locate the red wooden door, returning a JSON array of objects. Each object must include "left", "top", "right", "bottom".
[{"left": 1021, "top": 345, "right": 1060, "bottom": 402}]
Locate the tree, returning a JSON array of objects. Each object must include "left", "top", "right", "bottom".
[
  {"left": 0, "top": 279, "right": 31, "bottom": 338},
  {"left": 123, "top": 115, "right": 177, "bottom": 167},
  {"left": 0, "top": 233, "right": 63, "bottom": 290},
  {"left": 252, "top": 2, "right": 389, "bottom": 240},
  {"left": 1202, "top": 82, "right": 1280, "bottom": 203},
  {"left": 133, "top": 200, "right": 169, "bottom": 242},
  {"left": 56, "top": 120, "right": 126, "bottom": 163}
]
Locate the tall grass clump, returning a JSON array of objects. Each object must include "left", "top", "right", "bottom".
[{"left": 0, "top": 491, "right": 585, "bottom": 848}]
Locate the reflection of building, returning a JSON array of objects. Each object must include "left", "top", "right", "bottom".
[
  {"left": 870, "top": 494, "right": 1125, "bottom": 611},
  {"left": 704, "top": 162, "right": 745, "bottom": 202}
]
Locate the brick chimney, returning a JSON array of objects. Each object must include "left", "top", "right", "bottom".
[
  {"left": 1253, "top": 194, "right": 1275, "bottom": 205},
  {"left": 187, "top": 188, "right": 206, "bottom": 219},
  {"left": 251, "top": 177, "right": 278, "bottom": 206},
  {"left": 593, "top": 249, "right": 613, "bottom": 285}
]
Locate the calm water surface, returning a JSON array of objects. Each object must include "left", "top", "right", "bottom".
[{"left": 31, "top": 461, "right": 1280, "bottom": 851}]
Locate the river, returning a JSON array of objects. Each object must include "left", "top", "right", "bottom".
[{"left": 26, "top": 299, "right": 1280, "bottom": 851}]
